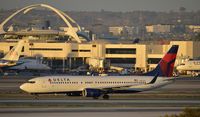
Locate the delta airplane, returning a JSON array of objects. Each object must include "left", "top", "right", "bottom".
[
  {"left": 20, "top": 45, "right": 179, "bottom": 99},
  {"left": 0, "top": 39, "right": 26, "bottom": 70}
]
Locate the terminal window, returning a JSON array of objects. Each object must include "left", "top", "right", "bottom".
[
  {"left": 106, "top": 48, "right": 136, "bottom": 54},
  {"left": 79, "top": 50, "right": 91, "bottom": 52},
  {"left": 29, "top": 48, "right": 63, "bottom": 51},
  {"left": 72, "top": 50, "right": 91, "bottom": 52},
  {"left": 72, "top": 50, "right": 78, "bottom": 52},
  {"left": 106, "top": 58, "right": 136, "bottom": 64},
  {"left": 148, "top": 58, "right": 161, "bottom": 64}
]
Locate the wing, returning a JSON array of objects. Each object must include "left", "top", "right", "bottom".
[{"left": 80, "top": 74, "right": 159, "bottom": 92}]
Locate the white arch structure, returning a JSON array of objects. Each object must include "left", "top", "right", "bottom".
[{"left": 0, "top": 4, "right": 82, "bottom": 43}]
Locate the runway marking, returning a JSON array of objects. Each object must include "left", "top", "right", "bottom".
[
  {"left": 0, "top": 107, "right": 184, "bottom": 113},
  {"left": 0, "top": 99, "right": 200, "bottom": 104}
]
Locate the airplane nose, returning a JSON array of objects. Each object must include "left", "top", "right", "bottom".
[
  {"left": 20, "top": 84, "right": 24, "bottom": 90},
  {"left": 20, "top": 83, "right": 27, "bottom": 92}
]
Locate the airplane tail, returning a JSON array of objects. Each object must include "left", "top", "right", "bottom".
[
  {"left": 2, "top": 39, "right": 26, "bottom": 61},
  {"left": 145, "top": 45, "right": 179, "bottom": 77}
]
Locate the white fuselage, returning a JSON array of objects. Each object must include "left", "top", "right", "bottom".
[
  {"left": 177, "top": 60, "right": 200, "bottom": 71},
  {"left": 8, "top": 58, "right": 51, "bottom": 70},
  {"left": 20, "top": 76, "right": 173, "bottom": 94}
]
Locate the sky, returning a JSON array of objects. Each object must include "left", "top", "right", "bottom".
[{"left": 0, "top": 0, "right": 199, "bottom": 12}]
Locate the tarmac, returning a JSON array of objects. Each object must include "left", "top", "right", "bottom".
[{"left": 0, "top": 107, "right": 182, "bottom": 117}]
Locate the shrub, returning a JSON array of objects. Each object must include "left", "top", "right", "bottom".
[{"left": 162, "top": 108, "right": 200, "bottom": 117}]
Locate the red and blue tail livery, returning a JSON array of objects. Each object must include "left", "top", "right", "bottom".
[{"left": 145, "top": 45, "right": 179, "bottom": 77}]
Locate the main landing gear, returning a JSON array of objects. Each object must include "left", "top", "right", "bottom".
[
  {"left": 102, "top": 94, "right": 109, "bottom": 100},
  {"left": 31, "top": 93, "right": 39, "bottom": 99},
  {"left": 92, "top": 94, "right": 110, "bottom": 100}
]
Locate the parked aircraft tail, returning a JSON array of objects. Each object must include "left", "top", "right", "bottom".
[
  {"left": 145, "top": 45, "right": 179, "bottom": 77},
  {"left": 2, "top": 39, "right": 25, "bottom": 61}
]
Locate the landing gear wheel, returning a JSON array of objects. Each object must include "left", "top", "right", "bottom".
[
  {"left": 103, "top": 94, "right": 109, "bottom": 100},
  {"left": 32, "top": 93, "right": 39, "bottom": 100}
]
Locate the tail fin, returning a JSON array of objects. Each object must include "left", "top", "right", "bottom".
[
  {"left": 2, "top": 40, "right": 25, "bottom": 61},
  {"left": 145, "top": 45, "right": 179, "bottom": 77}
]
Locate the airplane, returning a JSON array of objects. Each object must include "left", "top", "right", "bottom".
[
  {"left": 176, "top": 59, "right": 200, "bottom": 77},
  {"left": 20, "top": 45, "right": 179, "bottom": 99},
  {"left": 8, "top": 57, "right": 51, "bottom": 71},
  {"left": 0, "top": 39, "right": 26, "bottom": 70}
]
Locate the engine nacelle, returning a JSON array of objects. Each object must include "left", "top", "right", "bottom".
[{"left": 82, "top": 88, "right": 102, "bottom": 97}]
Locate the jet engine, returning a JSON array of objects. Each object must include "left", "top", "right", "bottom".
[{"left": 82, "top": 88, "right": 102, "bottom": 97}]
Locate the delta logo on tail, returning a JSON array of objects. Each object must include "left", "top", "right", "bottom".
[{"left": 145, "top": 45, "right": 179, "bottom": 77}]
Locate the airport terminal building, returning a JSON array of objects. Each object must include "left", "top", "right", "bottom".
[{"left": 0, "top": 38, "right": 200, "bottom": 72}]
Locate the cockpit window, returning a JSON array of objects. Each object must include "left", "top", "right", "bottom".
[{"left": 28, "top": 81, "right": 36, "bottom": 84}]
